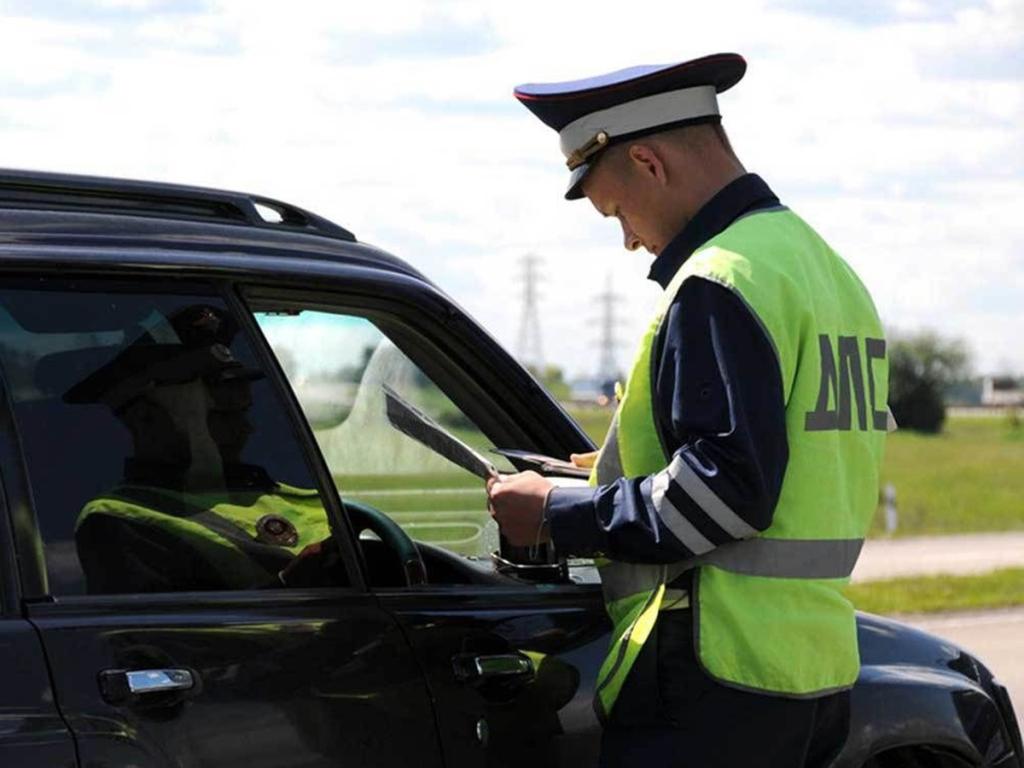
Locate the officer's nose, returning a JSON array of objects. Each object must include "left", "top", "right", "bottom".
[{"left": 620, "top": 219, "right": 641, "bottom": 252}]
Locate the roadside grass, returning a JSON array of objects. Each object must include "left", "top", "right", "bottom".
[
  {"left": 846, "top": 568, "right": 1024, "bottom": 615},
  {"left": 569, "top": 406, "right": 615, "bottom": 446},
  {"left": 873, "top": 415, "right": 1024, "bottom": 537},
  {"left": 567, "top": 408, "right": 1024, "bottom": 539}
]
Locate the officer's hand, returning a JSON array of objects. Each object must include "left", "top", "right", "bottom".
[
  {"left": 486, "top": 471, "right": 555, "bottom": 547},
  {"left": 570, "top": 451, "right": 598, "bottom": 469}
]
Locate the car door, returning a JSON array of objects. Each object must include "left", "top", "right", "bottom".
[
  {"left": 243, "top": 280, "right": 611, "bottom": 768},
  {"left": 0, "top": 275, "right": 442, "bottom": 768}
]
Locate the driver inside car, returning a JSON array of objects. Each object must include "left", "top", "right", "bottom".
[{"left": 66, "top": 304, "right": 337, "bottom": 594}]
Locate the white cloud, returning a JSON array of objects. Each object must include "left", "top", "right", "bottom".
[{"left": 0, "top": 0, "right": 1021, "bottom": 378}]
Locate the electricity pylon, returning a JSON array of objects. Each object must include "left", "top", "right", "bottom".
[
  {"left": 516, "top": 253, "right": 544, "bottom": 369},
  {"left": 595, "top": 272, "right": 622, "bottom": 383}
]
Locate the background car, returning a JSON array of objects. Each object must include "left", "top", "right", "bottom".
[{"left": 0, "top": 169, "right": 1019, "bottom": 768}]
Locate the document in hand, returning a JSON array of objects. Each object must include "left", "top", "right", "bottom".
[
  {"left": 490, "top": 449, "right": 591, "bottom": 479},
  {"left": 381, "top": 384, "right": 499, "bottom": 481}
]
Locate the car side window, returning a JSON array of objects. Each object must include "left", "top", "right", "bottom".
[
  {"left": 0, "top": 279, "right": 344, "bottom": 596},
  {"left": 254, "top": 308, "right": 514, "bottom": 561}
]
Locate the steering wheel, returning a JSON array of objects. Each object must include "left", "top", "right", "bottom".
[{"left": 343, "top": 499, "right": 428, "bottom": 586}]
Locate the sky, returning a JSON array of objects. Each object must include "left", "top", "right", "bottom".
[{"left": 0, "top": 0, "right": 1020, "bottom": 380}]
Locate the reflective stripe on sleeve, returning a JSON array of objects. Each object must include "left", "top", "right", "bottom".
[
  {"left": 667, "top": 454, "right": 759, "bottom": 540},
  {"left": 650, "top": 469, "right": 716, "bottom": 554}
]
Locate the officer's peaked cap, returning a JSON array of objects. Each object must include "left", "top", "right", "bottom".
[{"left": 514, "top": 53, "right": 746, "bottom": 200}]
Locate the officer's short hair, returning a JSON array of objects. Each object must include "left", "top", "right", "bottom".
[{"left": 596, "top": 120, "right": 739, "bottom": 176}]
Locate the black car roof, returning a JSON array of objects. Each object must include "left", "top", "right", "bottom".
[{"left": 0, "top": 168, "right": 427, "bottom": 281}]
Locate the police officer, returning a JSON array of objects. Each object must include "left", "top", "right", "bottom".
[
  {"left": 67, "top": 304, "right": 332, "bottom": 593},
  {"left": 487, "top": 53, "right": 890, "bottom": 766}
]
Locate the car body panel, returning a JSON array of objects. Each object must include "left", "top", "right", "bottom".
[
  {"left": 380, "top": 585, "right": 609, "bottom": 767},
  {"left": 837, "top": 614, "right": 1021, "bottom": 766},
  {"left": 0, "top": 619, "right": 78, "bottom": 768},
  {"left": 25, "top": 592, "right": 443, "bottom": 768},
  {"left": 0, "top": 208, "right": 419, "bottom": 280}
]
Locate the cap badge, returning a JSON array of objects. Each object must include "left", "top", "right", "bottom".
[{"left": 566, "top": 130, "right": 609, "bottom": 171}]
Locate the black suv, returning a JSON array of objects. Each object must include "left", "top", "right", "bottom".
[{"left": 0, "top": 170, "right": 1019, "bottom": 768}]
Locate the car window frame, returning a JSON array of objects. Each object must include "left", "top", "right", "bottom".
[{"left": 0, "top": 272, "right": 367, "bottom": 603}]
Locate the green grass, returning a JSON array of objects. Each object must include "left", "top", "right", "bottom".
[
  {"left": 568, "top": 406, "right": 616, "bottom": 445},
  {"left": 567, "top": 408, "right": 1024, "bottom": 539},
  {"left": 873, "top": 415, "right": 1024, "bottom": 537},
  {"left": 846, "top": 568, "right": 1024, "bottom": 615}
]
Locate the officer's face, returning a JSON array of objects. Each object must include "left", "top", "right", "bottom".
[{"left": 582, "top": 144, "right": 680, "bottom": 255}]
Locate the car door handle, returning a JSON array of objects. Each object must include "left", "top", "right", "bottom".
[
  {"left": 99, "top": 668, "right": 195, "bottom": 704},
  {"left": 452, "top": 653, "right": 534, "bottom": 683}
]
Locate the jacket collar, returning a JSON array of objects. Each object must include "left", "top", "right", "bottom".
[{"left": 647, "top": 173, "right": 780, "bottom": 288}]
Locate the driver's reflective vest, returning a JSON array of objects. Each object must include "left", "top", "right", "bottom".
[
  {"left": 77, "top": 484, "right": 330, "bottom": 587},
  {"left": 592, "top": 208, "right": 888, "bottom": 718}
]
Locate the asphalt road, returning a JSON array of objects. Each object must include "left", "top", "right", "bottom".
[
  {"left": 852, "top": 532, "right": 1024, "bottom": 583},
  {"left": 900, "top": 608, "right": 1024, "bottom": 732}
]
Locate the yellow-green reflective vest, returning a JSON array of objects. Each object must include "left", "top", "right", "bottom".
[
  {"left": 77, "top": 483, "right": 330, "bottom": 588},
  {"left": 591, "top": 207, "right": 888, "bottom": 718}
]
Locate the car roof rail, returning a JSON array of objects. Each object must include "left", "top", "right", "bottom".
[{"left": 0, "top": 168, "right": 356, "bottom": 242}]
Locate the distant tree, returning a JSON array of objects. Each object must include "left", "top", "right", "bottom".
[{"left": 888, "top": 330, "right": 971, "bottom": 433}]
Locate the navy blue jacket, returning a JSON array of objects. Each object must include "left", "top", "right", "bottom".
[{"left": 547, "top": 174, "right": 790, "bottom": 563}]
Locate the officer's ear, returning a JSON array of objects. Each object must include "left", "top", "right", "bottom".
[{"left": 626, "top": 143, "right": 669, "bottom": 188}]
